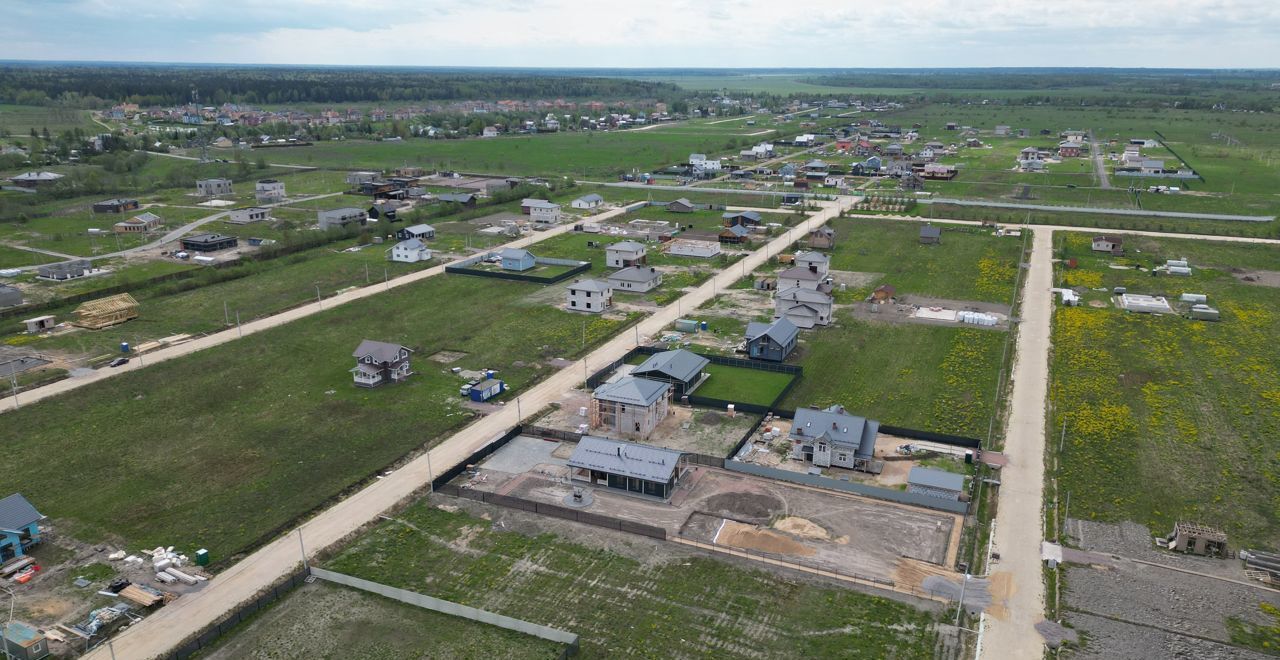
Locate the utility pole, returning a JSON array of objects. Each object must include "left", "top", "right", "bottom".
[
  {"left": 315, "top": 285, "right": 322, "bottom": 309},
  {"left": 365, "top": 263, "right": 370, "bottom": 284},
  {"left": 224, "top": 300, "right": 230, "bottom": 326},
  {"left": 236, "top": 311, "right": 242, "bottom": 338},
  {"left": 7, "top": 372, "right": 17, "bottom": 411},
  {"left": 296, "top": 529, "right": 309, "bottom": 571}
]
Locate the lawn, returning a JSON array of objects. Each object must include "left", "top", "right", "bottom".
[
  {"left": 695, "top": 363, "right": 795, "bottom": 406},
  {"left": 323, "top": 502, "right": 941, "bottom": 659},
  {"left": 0, "top": 244, "right": 47, "bottom": 268},
  {"left": 827, "top": 216, "right": 1025, "bottom": 304},
  {"left": 205, "top": 581, "right": 563, "bottom": 660},
  {"left": 0, "top": 272, "right": 639, "bottom": 560},
  {"left": 782, "top": 319, "right": 1007, "bottom": 440},
  {"left": 0, "top": 103, "right": 95, "bottom": 135},
  {"left": 1050, "top": 232, "right": 1280, "bottom": 546}
]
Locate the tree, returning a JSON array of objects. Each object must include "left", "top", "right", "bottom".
[{"left": 255, "top": 156, "right": 267, "bottom": 170}]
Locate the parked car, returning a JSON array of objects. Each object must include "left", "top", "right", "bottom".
[{"left": 109, "top": 357, "right": 130, "bottom": 367}]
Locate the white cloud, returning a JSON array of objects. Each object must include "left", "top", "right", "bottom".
[{"left": 5, "top": 0, "right": 1280, "bottom": 67}]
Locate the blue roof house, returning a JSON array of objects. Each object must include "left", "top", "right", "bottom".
[
  {"left": 500, "top": 248, "right": 536, "bottom": 272},
  {"left": 0, "top": 494, "right": 44, "bottom": 561}
]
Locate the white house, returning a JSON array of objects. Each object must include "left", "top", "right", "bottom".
[
  {"left": 605, "top": 240, "right": 647, "bottom": 268},
  {"left": 794, "top": 251, "right": 830, "bottom": 275},
  {"left": 389, "top": 238, "right": 432, "bottom": 263},
  {"left": 255, "top": 179, "right": 285, "bottom": 203},
  {"left": 567, "top": 279, "right": 612, "bottom": 313},
  {"left": 196, "top": 178, "right": 232, "bottom": 196},
  {"left": 482, "top": 126, "right": 499, "bottom": 138},
  {"left": 774, "top": 286, "right": 834, "bottom": 329},
  {"left": 228, "top": 207, "right": 270, "bottom": 224},
  {"left": 665, "top": 239, "right": 721, "bottom": 259},
  {"left": 571, "top": 194, "right": 604, "bottom": 210},
  {"left": 777, "top": 265, "right": 828, "bottom": 291},
  {"left": 608, "top": 266, "right": 662, "bottom": 293},
  {"left": 527, "top": 200, "right": 562, "bottom": 224}
]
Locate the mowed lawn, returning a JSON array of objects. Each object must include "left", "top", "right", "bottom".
[
  {"left": 696, "top": 363, "right": 794, "bottom": 406},
  {"left": 0, "top": 274, "right": 637, "bottom": 560},
  {"left": 325, "top": 503, "right": 941, "bottom": 659},
  {"left": 1051, "top": 232, "right": 1280, "bottom": 545},
  {"left": 827, "top": 217, "right": 1024, "bottom": 304}
]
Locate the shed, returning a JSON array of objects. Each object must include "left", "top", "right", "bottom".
[
  {"left": 919, "top": 225, "right": 941, "bottom": 245},
  {"left": 468, "top": 378, "right": 505, "bottom": 402},
  {"left": 71, "top": 293, "right": 138, "bottom": 329},
  {"left": 568, "top": 436, "right": 684, "bottom": 500},
  {"left": 1167, "top": 522, "right": 1227, "bottom": 557},
  {"left": 499, "top": 248, "right": 536, "bottom": 272},
  {"left": 22, "top": 316, "right": 55, "bottom": 333},
  {"left": 1, "top": 621, "right": 49, "bottom": 660},
  {"left": 665, "top": 198, "right": 695, "bottom": 213},
  {"left": 0, "top": 285, "right": 23, "bottom": 309},
  {"left": 907, "top": 467, "right": 966, "bottom": 501}
]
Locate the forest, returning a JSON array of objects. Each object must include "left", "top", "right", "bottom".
[{"left": 0, "top": 63, "right": 688, "bottom": 108}]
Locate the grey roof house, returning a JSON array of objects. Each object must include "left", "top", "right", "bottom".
[
  {"left": 631, "top": 349, "right": 709, "bottom": 396},
  {"left": 789, "top": 405, "right": 880, "bottom": 471},
  {"left": 745, "top": 317, "right": 798, "bottom": 362},
  {"left": 568, "top": 436, "right": 685, "bottom": 500},
  {"left": 608, "top": 266, "right": 662, "bottom": 293},
  {"left": 919, "top": 225, "right": 941, "bottom": 244},
  {"left": 0, "top": 285, "right": 23, "bottom": 309},
  {"left": 350, "top": 340, "right": 413, "bottom": 388},
  {"left": 591, "top": 376, "right": 671, "bottom": 440}
]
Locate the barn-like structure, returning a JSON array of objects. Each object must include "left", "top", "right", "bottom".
[{"left": 71, "top": 293, "right": 139, "bottom": 330}]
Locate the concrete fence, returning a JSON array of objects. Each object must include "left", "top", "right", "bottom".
[{"left": 309, "top": 567, "right": 579, "bottom": 655}]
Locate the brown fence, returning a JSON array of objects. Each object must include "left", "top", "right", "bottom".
[{"left": 438, "top": 484, "right": 666, "bottom": 540}]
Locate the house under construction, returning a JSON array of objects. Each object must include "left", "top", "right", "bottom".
[
  {"left": 71, "top": 293, "right": 139, "bottom": 330},
  {"left": 1164, "top": 521, "right": 1228, "bottom": 557}
]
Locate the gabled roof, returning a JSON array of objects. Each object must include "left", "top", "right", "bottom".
[
  {"left": 437, "top": 193, "right": 475, "bottom": 203},
  {"left": 353, "top": 339, "right": 410, "bottom": 363},
  {"left": 722, "top": 210, "right": 762, "bottom": 222},
  {"left": 403, "top": 223, "right": 434, "bottom": 234},
  {"left": 569, "top": 278, "right": 611, "bottom": 293},
  {"left": 723, "top": 224, "right": 751, "bottom": 237},
  {"left": 10, "top": 171, "right": 63, "bottom": 182},
  {"left": 500, "top": 248, "right": 534, "bottom": 260},
  {"left": 790, "top": 405, "right": 879, "bottom": 457},
  {"left": 633, "top": 349, "right": 709, "bottom": 384},
  {"left": 668, "top": 198, "right": 693, "bottom": 207},
  {"left": 1093, "top": 235, "right": 1123, "bottom": 244},
  {"left": 607, "top": 240, "right": 645, "bottom": 253},
  {"left": 524, "top": 199, "right": 559, "bottom": 210},
  {"left": 776, "top": 286, "right": 832, "bottom": 304},
  {"left": 568, "top": 436, "right": 682, "bottom": 482},
  {"left": 396, "top": 238, "right": 428, "bottom": 250},
  {"left": 608, "top": 266, "right": 661, "bottom": 283},
  {"left": 794, "top": 250, "right": 828, "bottom": 264},
  {"left": 0, "top": 493, "right": 44, "bottom": 533},
  {"left": 574, "top": 193, "right": 604, "bottom": 204},
  {"left": 908, "top": 466, "right": 965, "bottom": 491},
  {"left": 920, "top": 225, "right": 942, "bottom": 239},
  {"left": 778, "top": 266, "right": 824, "bottom": 281},
  {"left": 745, "top": 317, "right": 799, "bottom": 347},
  {"left": 592, "top": 376, "right": 670, "bottom": 406}
]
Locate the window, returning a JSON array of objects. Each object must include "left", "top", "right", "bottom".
[
  {"left": 570, "top": 300, "right": 576, "bottom": 307},
  {"left": 837, "top": 453, "right": 848, "bottom": 462}
]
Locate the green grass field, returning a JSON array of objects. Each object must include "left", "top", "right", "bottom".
[
  {"left": 204, "top": 582, "right": 563, "bottom": 660},
  {"left": 1050, "top": 232, "right": 1280, "bottom": 546},
  {"left": 695, "top": 363, "right": 794, "bottom": 406},
  {"left": 324, "top": 502, "right": 941, "bottom": 658},
  {"left": 0, "top": 272, "right": 638, "bottom": 560},
  {"left": 0, "top": 244, "right": 48, "bottom": 268},
  {"left": 0, "top": 104, "right": 95, "bottom": 136},
  {"left": 827, "top": 216, "right": 1024, "bottom": 304}
]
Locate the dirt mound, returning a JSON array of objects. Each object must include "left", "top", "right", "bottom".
[
  {"left": 701, "top": 491, "right": 785, "bottom": 523},
  {"left": 715, "top": 520, "right": 815, "bottom": 557},
  {"left": 697, "top": 412, "right": 723, "bottom": 426},
  {"left": 772, "top": 516, "right": 830, "bottom": 540}
]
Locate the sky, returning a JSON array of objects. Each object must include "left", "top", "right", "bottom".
[{"left": 4, "top": 0, "right": 1279, "bottom": 69}]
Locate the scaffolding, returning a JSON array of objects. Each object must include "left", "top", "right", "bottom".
[{"left": 71, "top": 293, "right": 139, "bottom": 330}]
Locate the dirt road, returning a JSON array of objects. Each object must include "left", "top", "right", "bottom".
[
  {"left": 82, "top": 198, "right": 851, "bottom": 660},
  {"left": 1, "top": 206, "right": 620, "bottom": 414},
  {"left": 979, "top": 228, "right": 1053, "bottom": 659},
  {"left": 1089, "top": 131, "right": 1111, "bottom": 189}
]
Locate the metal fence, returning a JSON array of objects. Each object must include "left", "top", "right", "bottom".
[
  {"left": 632, "top": 345, "right": 803, "bottom": 375},
  {"left": 523, "top": 425, "right": 583, "bottom": 443},
  {"left": 439, "top": 484, "right": 667, "bottom": 540},
  {"left": 880, "top": 424, "right": 982, "bottom": 450},
  {"left": 724, "top": 460, "right": 970, "bottom": 515},
  {"left": 309, "top": 567, "right": 579, "bottom": 656},
  {"left": 445, "top": 261, "right": 591, "bottom": 285},
  {"left": 432, "top": 426, "right": 525, "bottom": 491},
  {"left": 167, "top": 569, "right": 310, "bottom": 659}
]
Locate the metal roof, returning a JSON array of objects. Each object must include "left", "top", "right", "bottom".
[
  {"left": 352, "top": 340, "right": 409, "bottom": 363},
  {"left": 722, "top": 211, "right": 762, "bottom": 222},
  {"left": 789, "top": 405, "right": 879, "bottom": 457},
  {"left": 794, "top": 250, "right": 828, "bottom": 264},
  {"left": 574, "top": 193, "right": 604, "bottom": 204},
  {"left": 778, "top": 266, "right": 824, "bottom": 280},
  {"left": 776, "top": 286, "right": 832, "bottom": 304},
  {"left": 608, "top": 266, "right": 660, "bottom": 283},
  {"left": 396, "top": 238, "right": 427, "bottom": 250},
  {"left": 724, "top": 224, "right": 751, "bottom": 237},
  {"left": 0, "top": 493, "right": 44, "bottom": 533},
  {"left": 607, "top": 240, "right": 646, "bottom": 253},
  {"left": 523, "top": 198, "right": 558, "bottom": 209},
  {"left": 568, "top": 436, "right": 682, "bottom": 482},
  {"left": 669, "top": 198, "right": 693, "bottom": 207},
  {"left": 633, "top": 349, "right": 709, "bottom": 384},
  {"left": 437, "top": 193, "right": 475, "bottom": 203},
  {"left": 500, "top": 248, "right": 534, "bottom": 260},
  {"left": 403, "top": 223, "right": 434, "bottom": 234},
  {"left": 908, "top": 467, "right": 965, "bottom": 492},
  {"left": 592, "top": 376, "right": 670, "bottom": 406},
  {"left": 569, "top": 279, "right": 611, "bottom": 293},
  {"left": 745, "top": 317, "right": 798, "bottom": 347},
  {"left": 920, "top": 225, "right": 942, "bottom": 239}
]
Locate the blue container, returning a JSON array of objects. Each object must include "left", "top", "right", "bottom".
[
  {"left": 121, "top": 342, "right": 130, "bottom": 353},
  {"left": 700, "top": 321, "right": 708, "bottom": 331}
]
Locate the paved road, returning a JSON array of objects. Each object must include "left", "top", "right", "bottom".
[
  {"left": 980, "top": 228, "right": 1053, "bottom": 659},
  {"left": 81, "top": 198, "right": 851, "bottom": 660},
  {"left": 8, "top": 192, "right": 346, "bottom": 272},
  {"left": 1088, "top": 131, "right": 1112, "bottom": 189},
  {"left": 919, "top": 197, "right": 1274, "bottom": 222},
  {"left": 1, "top": 206, "right": 621, "bottom": 414}
]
